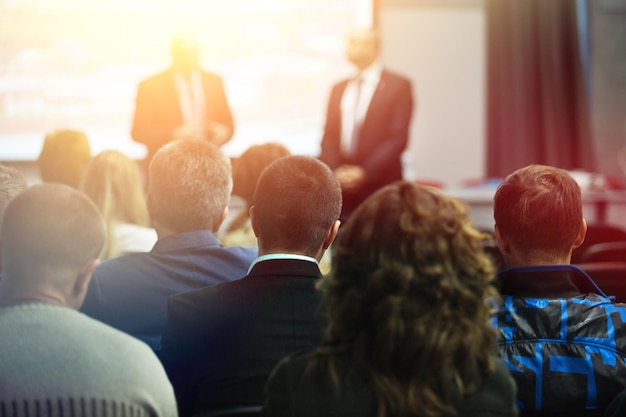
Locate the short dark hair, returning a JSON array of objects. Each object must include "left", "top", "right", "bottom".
[
  {"left": 147, "top": 139, "right": 232, "bottom": 232},
  {"left": 2, "top": 183, "right": 105, "bottom": 283},
  {"left": 38, "top": 129, "right": 91, "bottom": 188},
  {"left": 253, "top": 156, "right": 341, "bottom": 255},
  {"left": 494, "top": 164, "right": 583, "bottom": 256},
  {"left": 232, "top": 143, "right": 291, "bottom": 203}
]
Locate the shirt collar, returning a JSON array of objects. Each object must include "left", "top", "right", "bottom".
[{"left": 247, "top": 253, "right": 319, "bottom": 274}]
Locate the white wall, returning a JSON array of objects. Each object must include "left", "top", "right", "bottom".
[{"left": 379, "top": 0, "right": 486, "bottom": 188}]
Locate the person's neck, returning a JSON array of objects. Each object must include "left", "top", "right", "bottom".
[
  {"left": 0, "top": 291, "right": 68, "bottom": 309},
  {"left": 505, "top": 254, "right": 572, "bottom": 268}
]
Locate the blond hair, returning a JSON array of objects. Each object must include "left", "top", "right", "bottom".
[{"left": 79, "top": 150, "right": 150, "bottom": 259}]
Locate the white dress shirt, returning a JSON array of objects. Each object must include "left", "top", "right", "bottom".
[
  {"left": 340, "top": 61, "right": 383, "bottom": 156},
  {"left": 174, "top": 71, "right": 206, "bottom": 129}
]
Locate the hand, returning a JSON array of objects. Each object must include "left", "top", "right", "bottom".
[{"left": 334, "top": 165, "right": 366, "bottom": 192}]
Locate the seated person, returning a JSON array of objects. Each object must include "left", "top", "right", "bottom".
[
  {"left": 37, "top": 129, "right": 91, "bottom": 188},
  {"left": 79, "top": 150, "right": 157, "bottom": 259},
  {"left": 0, "top": 183, "right": 176, "bottom": 417},
  {"left": 493, "top": 164, "right": 626, "bottom": 415},
  {"left": 81, "top": 139, "right": 257, "bottom": 352},
  {"left": 160, "top": 155, "right": 342, "bottom": 417},
  {"left": 264, "top": 181, "right": 518, "bottom": 417},
  {"left": 219, "top": 142, "right": 290, "bottom": 248}
]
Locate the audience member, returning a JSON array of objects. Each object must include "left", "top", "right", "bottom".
[
  {"left": 79, "top": 150, "right": 157, "bottom": 259},
  {"left": 37, "top": 129, "right": 91, "bottom": 188},
  {"left": 493, "top": 164, "right": 626, "bottom": 415},
  {"left": 220, "top": 142, "right": 290, "bottom": 247},
  {"left": 131, "top": 32, "right": 234, "bottom": 169},
  {"left": 0, "top": 163, "right": 27, "bottom": 276},
  {"left": 81, "top": 139, "right": 257, "bottom": 352},
  {"left": 160, "top": 155, "right": 342, "bottom": 417},
  {"left": 264, "top": 181, "right": 518, "bottom": 417},
  {"left": 0, "top": 183, "right": 177, "bottom": 417},
  {"left": 320, "top": 27, "right": 414, "bottom": 221}
]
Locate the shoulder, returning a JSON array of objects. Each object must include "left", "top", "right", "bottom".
[
  {"left": 382, "top": 68, "right": 411, "bottom": 82},
  {"left": 218, "top": 245, "right": 258, "bottom": 270},
  {"left": 455, "top": 356, "right": 518, "bottom": 416},
  {"left": 92, "top": 252, "right": 151, "bottom": 280},
  {"left": 267, "top": 348, "right": 318, "bottom": 386},
  {"left": 381, "top": 69, "right": 412, "bottom": 88},
  {"left": 171, "top": 275, "right": 246, "bottom": 306}
]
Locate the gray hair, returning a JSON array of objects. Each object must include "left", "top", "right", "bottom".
[{"left": 147, "top": 139, "right": 232, "bottom": 232}]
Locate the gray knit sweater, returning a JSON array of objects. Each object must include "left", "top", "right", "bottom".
[{"left": 0, "top": 303, "right": 177, "bottom": 417}]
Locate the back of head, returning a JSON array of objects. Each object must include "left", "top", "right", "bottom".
[
  {"left": 232, "top": 143, "right": 291, "bottom": 204},
  {"left": 1, "top": 184, "right": 105, "bottom": 292},
  {"left": 321, "top": 181, "right": 498, "bottom": 417},
  {"left": 253, "top": 155, "right": 341, "bottom": 255},
  {"left": 38, "top": 129, "right": 91, "bottom": 188},
  {"left": 0, "top": 164, "right": 28, "bottom": 234},
  {"left": 148, "top": 139, "right": 232, "bottom": 233},
  {"left": 79, "top": 150, "right": 149, "bottom": 227},
  {"left": 494, "top": 164, "right": 583, "bottom": 258}
]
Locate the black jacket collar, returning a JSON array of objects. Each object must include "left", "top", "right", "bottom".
[{"left": 497, "top": 264, "right": 608, "bottom": 298}]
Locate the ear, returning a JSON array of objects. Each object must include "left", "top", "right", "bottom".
[
  {"left": 571, "top": 218, "right": 587, "bottom": 250},
  {"left": 249, "top": 206, "right": 259, "bottom": 238},
  {"left": 211, "top": 206, "right": 229, "bottom": 233},
  {"left": 494, "top": 224, "right": 510, "bottom": 255},
  {"left": 73, "top": 258, "right": 99, "bottom": 299},
  {"left": 323, "top": 220, "right": 341, "bottom": 250}
]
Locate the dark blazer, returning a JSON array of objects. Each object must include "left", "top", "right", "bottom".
[
  {"left": 159, "top": 258, "right": 326, "bottom": 417},
  {"left": 131, "top": 68, "right": 234, "bottom": 162},
  {"left": 320, "top": 69, "right": 414, "bottom": 216}
]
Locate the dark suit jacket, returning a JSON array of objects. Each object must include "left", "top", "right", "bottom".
[
  {"left": 159, "top": 258, "right": 326, "bottom": 417},
  {"left": 131, "top": 68, "right": 234, "bottom": 162},
  {"left": 320, "top": 69, "right": 414, "bottom": 216}
]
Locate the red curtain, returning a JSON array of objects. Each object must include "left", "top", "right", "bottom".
[{"left": 486, "top": 0, "right": 595, "bottom": 178}]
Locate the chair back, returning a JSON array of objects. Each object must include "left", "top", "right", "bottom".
[
  {"left": 576, "top": 262, "right": 626, "bottom": 303},
  {"left": 578, "top": 241, "right": 626, "bottom": 263}
]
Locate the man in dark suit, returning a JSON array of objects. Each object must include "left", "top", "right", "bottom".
[
  {"left": 160, "top": 155, "right": 342, "bottom": 417},
  {"left": 320, "top": 27, "right": 414, "bottom": 221},
  {"left": 131, "top": 33, "right": 234, "bottom": 168}
]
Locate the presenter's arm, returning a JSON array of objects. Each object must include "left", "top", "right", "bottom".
[
  {"left": 204, "top": 73, "right": 235, "bottom": 147},
  {"left": 131, "top": 79, "right": 174, "bottom": 154}
]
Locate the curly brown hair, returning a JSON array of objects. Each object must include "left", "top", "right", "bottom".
[{"left": 315, "top": 181, "right": 500, "bottom": 417}]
